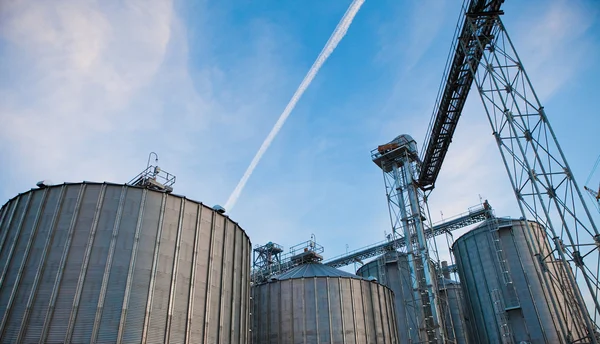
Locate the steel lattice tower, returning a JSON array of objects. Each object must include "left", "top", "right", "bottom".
[
  {"left": 372, "top": 135, "right": 445, "bottom": 344},
  {"left": 463, "top": 12, "right": 600, "bottom": 344}
]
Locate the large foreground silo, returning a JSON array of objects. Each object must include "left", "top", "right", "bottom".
[
  {"left": 251, "top": 263, "right": 398, "bottom": 344},
  {"left": 452, "top": 218, "right": 588, "bottom": 344},
  {"left": 0, "top": 182, "right": 251, "bottom": 344}
]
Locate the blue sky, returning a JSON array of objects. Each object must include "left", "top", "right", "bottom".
[{"left": 1, "top": 0, "right": 599, "bottom": 269}]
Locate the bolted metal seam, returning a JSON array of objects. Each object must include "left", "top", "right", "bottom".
[
  {"left": 314, "top": 278, "right": 319, "bottom": 344},
  {"left": 0, "top": 198, "right": 20, "bottom": 257},
  {"left": 202, "top": 210, "right": 217, "bottom": 343},
  {"left": 0, "top": 192, "right": 32, "bottom": 290},
  {"left": 242, "top": 235, "right": 250, "bottom": 344},
  {"left": 184, "top": 203, "right": 202, "bottom": 344},
  {"left": 0, "top": 204, "right": 7, "bottom": 238},
  {"left": 64, "top": 184, "right": 107, "bottom": 343},
  {"left": 116, "top": 188, "right": 148, "bottom": 343},
  {"left": 216, "top": 216, "right": 229, "bottom": 344},
  {"left": 326, "top": 278, "right": 333, "bottom": 343},
  {"left": 16, "top": 186, "right": 67, "bottom": 343},
  {"left": 228, "top": 223, "right": 238, "bottom": 344},
  {"left": 338, "top": 278, "right": 346, "bottom": 344},
  {"left": 40, "top": 184, "right": 86, "bottom": 343},
  {"left": 237, "top": 228, "right": 246, "bottom": 344},
  {"left": 0, "top": 188, "right": 49, "bottom": 337},
  {"left": 140, "top": 192, "right": 167, "bottom": 344},
  {"left": 90, "top": 185, "right": 127, "bottom": 343},
  {"left": 287, "top": 279, "right": 292, "bottom": 343},
  {"left": 164, "top": 199, "right": 186, "bottom": 343}
]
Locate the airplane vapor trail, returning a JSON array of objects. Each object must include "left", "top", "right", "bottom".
[{"left": 224, "top": 0, "right": 365, "bottom": 212}]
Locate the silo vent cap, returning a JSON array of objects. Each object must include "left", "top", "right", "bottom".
[
  {"left": 213, "top": 205, "right": 226, "bottom": 214},
  {"left": 36, "top": 180, "right": 52, "bottom": 188}
]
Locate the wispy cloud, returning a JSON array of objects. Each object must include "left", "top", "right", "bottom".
[
  {"left": 510, "top": 0, "right": 597, "bottom": 99},
  {"left": 0, "top": 0, "right": 294, "bottom": 208},
  {"left": 0, "top": 0, "right": 176, "bottom": 181}
]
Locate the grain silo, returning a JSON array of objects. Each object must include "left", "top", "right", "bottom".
[
  {"left": 452, "top": 218, "right": 589, "bottom": 344},
  {"left": 438, "top": 279, "right": 472, "bottom": 344},
  {"left": 356, "top": 252, "right": 472, "bottom": 344},
  {"left": 356, "top": 252, "right": 420, "bottom": 343},
  {"left": 251, "top": 262, "right": 399, "bottom": 344},
  {"left": 0, "top": 182, "right": 251, "bottom": 344}
]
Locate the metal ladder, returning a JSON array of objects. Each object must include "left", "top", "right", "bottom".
[
  {"left": 491, "top": 288, "right": 514, "bottom": 344},
  {"left": 488, "top": 217, "right": 519, "bottom": 308},
  {"left": 487, "top": 217, "right": 519, "bottom": 344},
  {"left": 378, "top": 254, "right": 387, "bottom": 286}
]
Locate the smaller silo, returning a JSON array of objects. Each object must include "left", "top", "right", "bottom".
[
  {"left": 251, "top": 262, "right": 398, "bottom": 344},
  {"left": 452, "top": 218, "right": 589, "bottom": 344},
  {"left": 356, "top": 252, "right": 420, "bottom": 343},
  {"left": 438, "top": 279, "right": 472, "bottom": 344},
  {"left": 356, "top": 253, "right": 472, "bottom": 344}
]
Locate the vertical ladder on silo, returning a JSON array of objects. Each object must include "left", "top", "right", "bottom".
[
  {"left": 378, "top": 255, "right": 387, "bottom": 286},
  {"left": 492, "top": 288, "right": 514, "bottom": 344},
  {"left": 488, "top": 217, "right": 519, "bottom": 344},
  {"left": 488, "top": 217, "right": 520, "bottom": 308}
]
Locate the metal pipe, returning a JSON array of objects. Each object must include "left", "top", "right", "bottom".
[{"left": 146, "top": 152, "right": 158, "bottom": 170}]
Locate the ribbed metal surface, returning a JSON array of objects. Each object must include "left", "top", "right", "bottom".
[
  {"left": 252, "top": 263, "right": 399, "bottom": 344},
  {"left": 356, "top": 253, "right": 420, "bottom": 343},
  {"left": 0, "top": 182, "right": 251, "bottom": 344},
  {"left": 356, "top": 254, "right": 472, "bottom": 344},
  {"left": 439, "top": 280, "right": 471, "bottom": 344},
  {"left": 452, "top": 219, "right": 587, "bottom": 344}
]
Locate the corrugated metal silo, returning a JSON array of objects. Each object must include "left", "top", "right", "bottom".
[
  {"left": 452, "top": 218, "right": 588, "bottom": 344},
  {"left": 438, "top": 279, "right": 472, "bottom": 344},
  {"left": 0, "top": 182, "right": 251, "bottom": 344},
  {"left": 251, "top": 263, "right": 399, "bottom": 344},
  {"left": 356, "top": 253, "right": 472, "bottom": 344},
  {"left": 356, "top": 253, "right": 420, "bottom": 343}
]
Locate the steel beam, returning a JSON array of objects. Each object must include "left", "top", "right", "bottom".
[
  {"left": 324, "top": 203, "right": 490, "bottom": 268},
  {"left": 466, "top": 13, "right": 600, "bottom": 343}
]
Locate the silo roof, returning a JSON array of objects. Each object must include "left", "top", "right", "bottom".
[{"left": 274, "top": 263, "right": 366, "bottom": 281}]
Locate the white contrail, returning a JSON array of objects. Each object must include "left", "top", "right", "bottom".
[{"left": 224, "top": 0, "right": 365, "bottom": 212}]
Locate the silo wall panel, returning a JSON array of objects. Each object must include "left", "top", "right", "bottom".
[
  {"left": 0, "top": 189, "right": 44, "bottom": 323},
  {"left": 71, "top": 185, "right": 122, "bottom": 343},
  {"left": 252, "top": 276, "right": 398, "bottom": 344},
  {"left": 0, "top": 182, "right": 251, "bottom": 344},
  {"left": 3, "top": 187, "right": 59, "bottom": 342},
  {"left": 453, "top": 220, "right": 587, "bottom": 344},
  {"left": 188, "top": 206, "right": 214, "bottom": 343},
  {"left": 453, "top": 234, "right": 500, "bottom": 343},
  {"left": 47, "top": 184, "right": 103, "bottom": 343},
  {"left": 439, "top": 283, "right": 471, "bottom": 344},
  {"left": 121, "top": 189, "right": 163, "bottom": 343},
  {"left": 146, "top": 195, "right": 181, "bottom": 344},
  {"left": 96, "top": 187, "right": 143, "bottom": 343},
  {"left": 356, "top": 255, "right": 421, "bottom": 343},
  {"left": 23, "top": 184, "right": 81, "bottom": 343}
]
